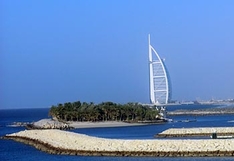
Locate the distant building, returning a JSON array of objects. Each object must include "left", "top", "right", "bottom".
[{"left": 148, "top": 34, "right": 171, "bottom": 104}]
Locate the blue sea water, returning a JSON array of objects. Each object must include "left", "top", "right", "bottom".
[{"left": 0, "top": 105, "right": 234, "bottom": 161}]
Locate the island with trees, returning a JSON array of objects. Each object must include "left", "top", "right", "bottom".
[{"left": 49, "top": 101, "right": 166, "bottom": 123}]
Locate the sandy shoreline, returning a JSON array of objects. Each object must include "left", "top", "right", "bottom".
[
  {"left": 26, "top": 119, "right": 146, "bottom": 130},
  {"left": 4, "top": 129, "right": 234, "bottom": 157},
  {"left": 68, "top": 121, "right": 144, "bottom": 129}
]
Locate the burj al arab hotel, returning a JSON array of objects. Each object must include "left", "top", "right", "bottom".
[{"left": 148, "top": 34, "right": 171, "bottom": 105}]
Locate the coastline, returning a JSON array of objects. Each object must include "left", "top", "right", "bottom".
[
  {"left": 24, "top": 119, "right": 147, "bottom": 130},
  {"left": 3, "top": 129, "right": 234, "bottom": 157},
  {"left": 68, "top": 121, "right": 145, "bottom": 129},
  {"left": 167, "top": 107, "right": 234, "bottom": 116}
]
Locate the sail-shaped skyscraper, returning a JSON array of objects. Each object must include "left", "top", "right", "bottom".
[{"left": 148, "top": 34, "right": 171, "bottom": 105}]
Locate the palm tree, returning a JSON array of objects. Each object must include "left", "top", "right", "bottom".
[{"left": 49, "top": 100, "right": 166, "bottom": 122}]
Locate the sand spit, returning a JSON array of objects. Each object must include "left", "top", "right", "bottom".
[
  {"left": 156, "top": 127, "right": 234, "bottom": 137},
  {"left": 68, "top": 121, "right": 144, "bottom": 129},
  {"left": 24, "top": 119, "right": 144, "bottom": 130},
  {"left": 3, "top": 129, "right": 234, "bottom": 157}
]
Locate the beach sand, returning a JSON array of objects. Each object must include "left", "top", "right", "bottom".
[
  {"left": 29, "top": 119, "right": 145, "bottom": 129},
  {"left": 68, "top": 121, "right": 144, "bottom": 128}
]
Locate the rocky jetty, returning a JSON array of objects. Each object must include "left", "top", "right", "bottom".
[
  {"left": 156, "top": 127, "right": 234, "bottom": 138},
  {"left": 167, "top": 107, "right": 234, "bottom": 116},
  {"left": 26, "top": 119, "right": 73, "bottom": 130},
  {"left": 3, "top": 129, "right": 234, "bottom": 157}
]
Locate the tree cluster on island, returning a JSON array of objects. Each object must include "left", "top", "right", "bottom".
[{"left": 49, "top": 101, "right": 164, "bottom": 123}]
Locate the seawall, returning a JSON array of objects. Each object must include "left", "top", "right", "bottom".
[
  {"left": 167, "top": 107, "right": 234, "bottom": 116},
  {"left": 3, "top": 129, "right": 234, "bottom": 157},
  {"left": 156, "top": 127, "right": 234, "bottom": 137}
]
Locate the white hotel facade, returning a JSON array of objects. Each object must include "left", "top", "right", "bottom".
[{"left": 148, "top": 34, "right": 171, "bottom": 105}]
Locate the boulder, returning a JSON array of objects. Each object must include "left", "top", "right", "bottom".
[{"left": 26, "top": 119, "right": 73, "bottom": 130}]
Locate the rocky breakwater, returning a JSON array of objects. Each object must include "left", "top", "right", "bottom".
[
  {"left": 26, "top": 119, "right": 73, "bottom": 130},
  {"left": 156, "top": 127, "right": 234, "bottom": 138},
  {"left": 167, "top": 107, "right": 234, "bottom": 116},
  {"left": 3, "top": 129, "right": 234, "bottom": 157}
]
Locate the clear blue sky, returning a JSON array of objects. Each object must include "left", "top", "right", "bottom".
[{"left": 1, "top": 0, "right": 234, "bottom": 109}]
